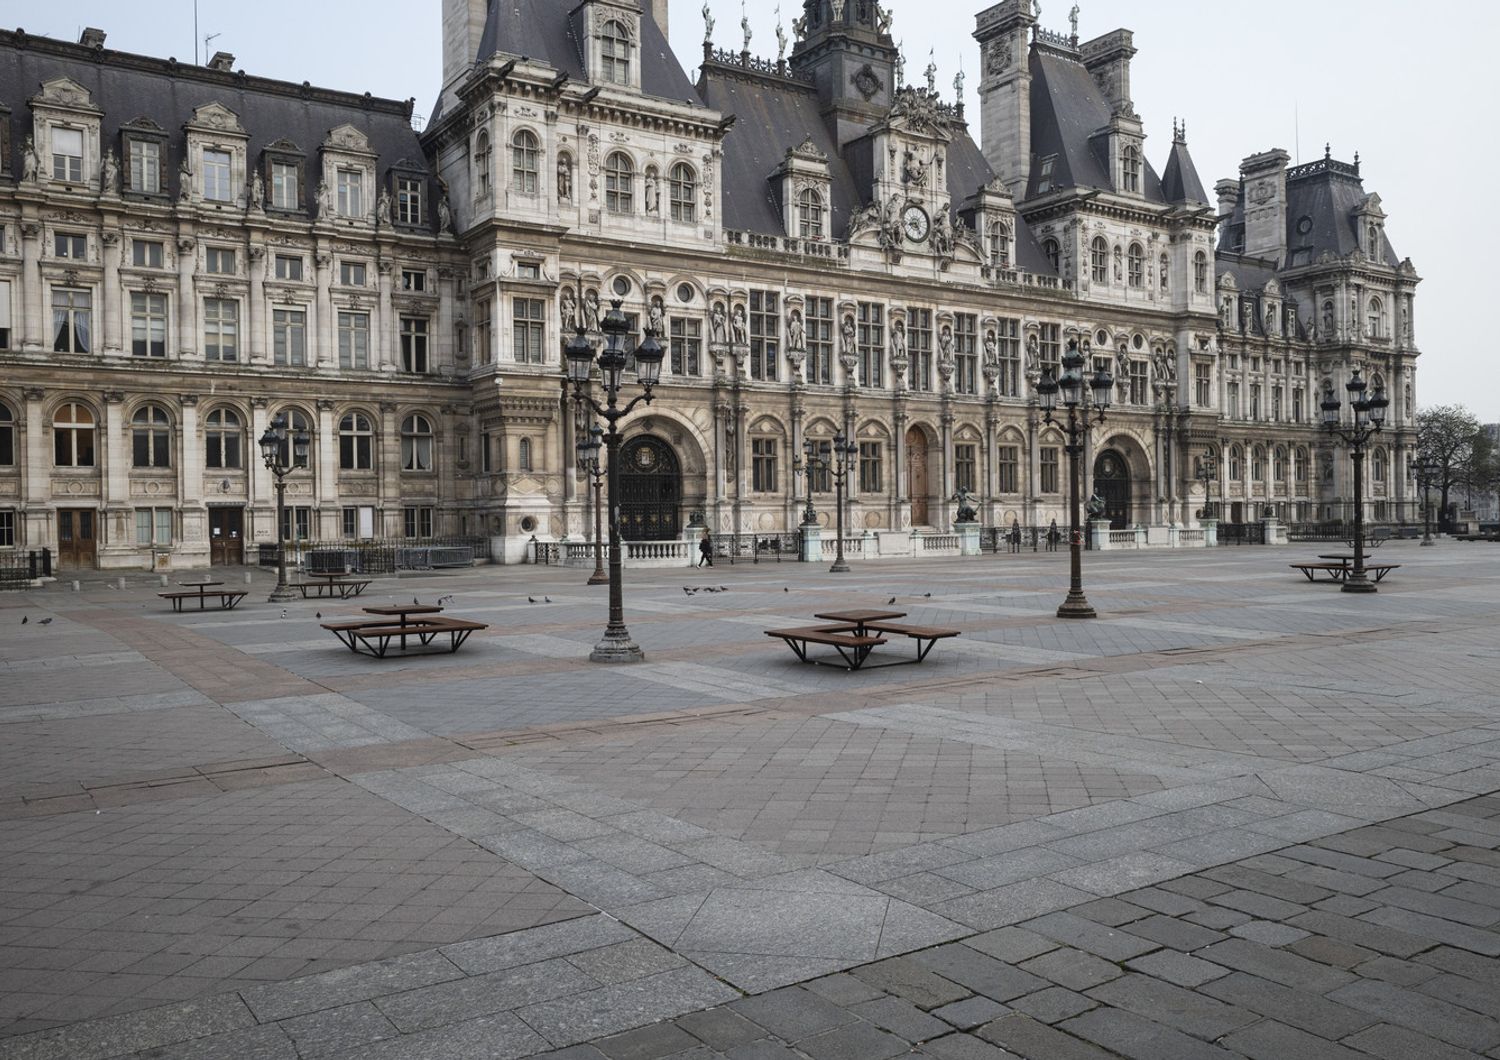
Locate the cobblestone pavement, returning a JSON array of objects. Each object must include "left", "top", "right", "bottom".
[{"left": 0, "top": 543, "right": 1498, "bottom": 1057}]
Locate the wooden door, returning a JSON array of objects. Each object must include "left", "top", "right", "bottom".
[
  {"left": 1093, "top": 450, "right": 1131, "bottom": 530},
  {"left": 209, "top": 507, "right": 244, "bottom": 565},
  {"left": 57, "top": 509, "right": 97, "bottom": 569},
  {"left": 906, "top": 427, "right": 929, "bottom": 527}
]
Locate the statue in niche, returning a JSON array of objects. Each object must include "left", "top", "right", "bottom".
[
  {"left": 1115, "top": 344, "right": 1130, "bottom": 380},
  {"left": 437, "top": 193, "right": 453, "bottom": 233},
  {"left": 710, "top": 302, "right": 729, "bottom": 345},
  {"left": 1322, "top": 301, "right": 1335, "bottom": 336},
  {"left": 983, "top": 329, "right": 998, "bottom": 364},
  {"left": 20, "top": 136, "right": 38, "bottom": 182},
  {"left": 251, "top": 168, "right": 265, "bottom": 209},
  {"left": 1265, "top": 302, "right": 1277, "bottom": 334},
  {"left": 1025, "top": 334, "right": 1040, "bottom": 376},
  {"left": 647, "top": 296, "right": 665, "bottom": 337},
  {"left": 180, "top": 158, "right": 195, "bottom": 200},
  {"left": 376, "top": 189, "right": 392, "bottom": 225},
  {"left": 937, "top": 324, "right": 954, "bottom": 361},
  {"left": 557, "top": 154, "right": 573, "bottom": 201},
  {"left": 101, "top": 149, "right": 118, "bottom": 193},
  {"left": 560, "top": 287, "right": 578, "bottom": 333},
  {"left": 731, "top": 303, "right": 748, "bottom": 345},
  {"left": 787, "top": 308, "right": 805, "bottom": 350},
  {"left": 841, "top": 314, "right": 857, "bottom": 359},
  {"left": 889, "top": 318, "right": 907, "bottom": 359},
  {"left": 644, "top": 167, "right": 660, "bottom": 214},
  {"left": 583, "top": 289, "right": 601, "bottom": 333},
  {"left": 1113, "top": 245, "right": 1123, "bottom": 281}
]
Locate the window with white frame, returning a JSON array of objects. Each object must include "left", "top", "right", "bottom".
[
  {"left": 403, "top": 506, "right": 433, "bottom": 538},
  {"left": 670, "top": 317, "right": 701, "bottom": 376},
  {"left": 339, "top": 412, "right": 374, "bottom": 470},
  {"left": 954, "top": 443, "right": 977, "bottom": 493},
  {"left": 995, "top": 317, "right": 1021, "bottom": 397},
  {"left": 1194, "top": 251, "right": 1208, "bottom": 293},
  {"left": 271, "top": 161, "right": 299, "bottom": 209},
  {"left": 53, "top": 403, "right": 95, "bottom": 467},
  {"left": 669, "top": 162, "right": 697, "bottom": 223},
  {"left": 751, "top": 437, "right": 777, "bottom": 492},
  {"left": 998, "top": 444, "right": 1020, "bottom": 493},
  {"left": 400, "top": 317, "right": 429, "bottom": 373},
  {"left": 605, "top": 153, "right": 633, "bottom": 213},
  {"left": 907, "top": 307, "right": 933, "bottom": 392},
  {"left": 0, "top": 402, "right": 13, "bottom": 465},
  {"left": 273, "top": 409, "right": 312, "bottom": 468},
  {"left": 0, "top": 281, "right": 9, "bottom": 350},
  {"left": 1040, "top": 447, "right": 1059, "bottom": 493},
  {"left": 954, "top": 314, "right": 978, "bottom": 396},
  {"left": 274, "top": 254, "right": 303, "bottom": 281},
  {"left": 336, "top": 168, "right": 363, "bottom": 217},
  {"left": 600, "top": 19, "right": 633, "bottom": 84},
  {"left": 131, "top": 405, "right": 171, "bottom": 468},
  {"left": 280, "top": 506, "right": 312, "bottom": 542},
  {"left": 202, "top": 149, "right": 233, "bottom": 201},
  {"left": 511, "top": 130, "right": 539, "bottom": 194},
  {"left": 339, "top": 261, "right": 366, "bottom": 286},
  {"left": 749, "top": 291, "right": 779, "bottom": 381},
  {"left": 1042, "top": 238, "right": 1060, "bottom": 270},
  {"left": 1127, "top": 243, "right": 1144, "bottom": 288},
  {"left": 990, "top": 222, "right": 1011, "bottom": 267},
  {"left": 476, "top": 298, "right": 493, "bottom": 364},
  {"left": 1194, "top": 362, "right": 1211, "bottom": 407},
  {"left": 132, "top": 239, "right": 164, "bottom": 267},
  {"left": 805, "top": 297, "right": 833, "bottom": 385},
  {"left": 52, "top": 289, "right": 92, "bottom": 352},
  {"left": 396, "top": 176, "right": 423, "bottom": 224},
  {"left": 273, "top": 308, "right": 306, "bottom": 366},
  {"left": 204, "top": 298, "right": 239, "bottom": 361},
  {"left": 1091, "top": 237, "right": 1109, "bottom": 284},
  {"left": 512, "top": 298, "right": 544, "bottom": 363},
  {"left": 130, "top": 292, "right": 167, "bottom": 357},
  {"left": 0, "top": 509, "right": 13, "bottom": 548},
  {"left": 797, "top": 187, "right": 824, "bottom": 239},
  {"left": 54, "top": 232, "right": 87, "bottom": 259},
  {"left": 858, "top": 302, "right": 883, "bottom": 388},
  {"left": 135, "top": 507, "right": 173, "bottom": 546},
  {"left": 859, "top": 441, "right": 882, "bottom": 493},
  {"left": 128, "top": 139, "right": 161, "bottom": 193},
  {"left": 401, "top": 414, "right": 433, "bottom": 471},
  {"left": 51, "top": 126, "right": 83, "bottom": 182},
  {"left": 338, "top": 311, "right": 370, "bottom": 369},
  {"left": 1122, "top": 145, "right": 1141, "bottom": 193},
  {"left": 205, "top": 247, "right": 235, "bottom": 275},
  {"left": 401, "top": 268, "right": 426, "bottom": 292},
  {"left": 473, "top": 132, "right": 491, "bottom": 196}
]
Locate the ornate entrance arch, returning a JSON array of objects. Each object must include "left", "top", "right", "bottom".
[
  {"left": 619, "top": 435, "right": 681, "bottom": 541},
  {"left": 1093, "top": 448, "right": 1130, "bottom": 530}
]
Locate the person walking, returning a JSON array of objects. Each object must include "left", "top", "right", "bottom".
[{"left": 698, "top": 531, "right": 714, "bottom": 567}]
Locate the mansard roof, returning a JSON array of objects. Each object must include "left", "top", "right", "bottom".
[{"left": 0, "top": 29, "right": 433, "bottom": 226}]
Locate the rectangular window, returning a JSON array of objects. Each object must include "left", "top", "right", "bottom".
[
  {"left": 1038, "top": 323, "right": 1061, "bottom": 375},
  {"left": 1129, "top": 361, "right": 1147, "bottom": 405},
  {"left": 907, "top": 307, "right": 933, "bottom": 392},
  {"left": 0, "top": 510, "right": 13, "bottom": 548},
  {"left": 857, "top": 302, "right": 883, "bottom": 388},
  {"left": 337, "top": 168, "right": 363, "bottom": 217},
  {"left": 342, "top": 506, "right": 357, "bottom": 538},
  {"left": 202, "top": 149, "right": 233, "bottom": 201},
  {"left": 954, "top": 313, "right": 978, "bottom": 396},
  {"left": 954, "top": 443, "right": 977, "bottom": 493},
  {"left": 512, "top": 298, "right": 544, "bottom": 363},
  {"left": 670, "top": 317, "right": 701, "bottom": 376},
  {"left": 401, "top": 268, "right": 426, "bottom": 292},
  {"left": 338, "top": 311, "right": 370, "bottom": 369},
  {"left": 749, "top": 291, "right": 779, "bottom": 381},
  {"left": 280, "top": 506, "right": 312, "bottom": 542},
  {"left": 55, "top": 232, "right": 87, "bottom": 259},
  {"left": 128, "top": 139, "right": 161, "bottom": 194},
  {"left": 205, "top": 247, "right": 236, "bottom": 275},
  {"left": 400, "top": 317, "right": 429, "bottom": 373},
  {"left": 339, "top": 261, "right": 366, "bottom": 286},
  {"left": 52, "top": 289, "right": 92, "bottom": 353},
  {"left": 135, "top": 508, "right": 173, "bottom": 547},
  {"left": 998, "top": 445, "right": 1019, "bottom": 493},
  {"left": 274, "top": 254, "right": 303, "bottom": 281},
  {"left": 804, "top": 297, "right": 833, "bottom": 385},
  {"left": 396, "top": 177, "right": 423, "bottom": 225},
  {"left": 1227, "top": 381, "right": 1240, "bottom": 419},
  {"left": 403, "top": 506, "right": 434, "bottom": 539},
  {"left": 1194, "top": 362, "right": 1211, "bottom": 407},
  {"left": 131, "top": 240, "right": 164, "bottom": 268},
  {"left": 995, "top": 317, "right": 1021, "bottom": 397},
  {"left": 1250, "top": 383, "right": 1262, "bottom": 420},
  {"left": 130, "top": 292, "right": 167, "bottom": 357},
  {"left": 1272, "top": 386, "right": 1283, "bottom": 422},
  {"left": 271, "top": 161, "right": 299, "bottom": 209},
  {"left": 476, "top": 298, "right": 493, "bottom": 365},
  {"left": 204, "top": 298, "right": 239, "bottom": 362},
  {"left": 0, "top": 279, "right": 10, "bottom": 351},
  {"left": 51, "top": 126, "right": 83, "bottom": 182},
  {"left": 273, "top": 308, "right": 307, "bottom": 366},
  {"left": 516, "top": 261, "right": 541, "bottom": 280},
  {"left": 1292, "top": 388, "right": 1304, "bottom": 423},
  {"left": 858, "top": 441, "right": 882, "bottom": 493},
  {"left": 1040, "top": 447, "right": 1060, "bottom": 493},
  {"left": 752, "top": 438, "right": 778, "bottom": 492}
]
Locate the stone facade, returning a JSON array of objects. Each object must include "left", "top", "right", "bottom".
[{"left": 0, "top": 1, "right": 1421, "bottom": 570}]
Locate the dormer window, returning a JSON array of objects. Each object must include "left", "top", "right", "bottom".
[
  {"left": 271, "top": 160, "right": 299, "bottom": 209},
  {"left": 1122, "top": 145, "right": 1141, "bottom": 193},
  {"left": 474, "top": 132, "right": 491, "bottom": 196},
  {"left": 51, "top": 127, "right": 84, "bottom": 182},
  {"left": 396, "top": 176, "right": 424, "bottom": 224},
  {"left": 511, "top": 131, "right": 540, "bottom": 194},
  {"left": 336, "top": 168, "right": 363, "bottom": 217},
  {"left": 1043, "top": 238, "right": 1060, "bottom": 270},
  {"left": 990, "top": 223, "right": 1011, "bottom": 267},
  {"left": 1368, "top": 296, "right": 1386, "bottom": 338},
  {"left": 128, "top": 140, "right": 161, "bottom": 194},
  {"left": 1036, "top": 157, "right": 1055, "bottom": 194},
  {"left": 670, "top": 162, "right": 697, "bottom": 223},
  {"left": 600, "top": 20, "right": 633, "bottom": 85},
  {"left": 1194, "top": 251, "right": 1208, "bottom": 293},
  {"left": 203, "top": 149, "right": 233, "bottom": 201},
  {"left": 797, "top": 187, "right": 825, "bottom": 239}
]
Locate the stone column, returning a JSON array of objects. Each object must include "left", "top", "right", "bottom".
[
  {"left": 19, "top": 223, "right": 43, "bottom": 349},
  {"left": 179, "top": 395, "right": 202, "bottom": 507},
  {"left": 378, "top": 401, "right": 400, "bottom": 535},
  {"left": 314, "top": 249, "right": 333, "bottom": 368},
  {"left": 376, "top": 260, "right": 394, "bottom": 371},
  {"left": 316, "top": 398, "right": 338, "bottom": 512},
  {"left": 176, "top": 236, "right": 198, "bottom": 359},
  {"left": 436, "top": 267, "right": 457, "bottom": 372},
  {"left": 101, "top": 231, "right": 123, "bottom": 354},
  {"left": 22, "top": 388, "right": 48, "bottom": 548},
  {"left": 247, "top": 245, "right": 265, "bottom": 364},
  {"left": 892, "top": 400, "right": 907, "bottom": 529}
]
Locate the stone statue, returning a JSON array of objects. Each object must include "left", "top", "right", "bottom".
[
  {"left": 895, "top": 42, "right": 905, "bottom": 86},
  {"left": 101, "top": 149, "right": 118, "bottom": 193},
  {"left": 954, "top": 68, "right": 966, "bottom": 99},
  {"left": 251, "top": 168, "right": 265, "bottom": 209},
  {"left": 558, "top": 154, "right": 573, "bottom": 201},
  {"left": 792, "top": 14, "right": 807, "bottom": 40},
  {"left": 880, "top": 192, "right": 904, "bottom": 248},
  {"left": 376, "top": 188, "right": 392, "bottom": 225},
  {"left": 731, "top": 303, "right": 748, "bottom": 345},
  {"left": 1025, "top": 334, "right": 1039, "bottom": 376},
  {"left": 931, "top": 210, "right": 953, "bottom": 259},
  {"left": 644, "top": 168, "right": 660, "bottom": 214},
  {"left": 710, "top": 302, "right": 729, "bottom": 344},
  {"left": 1069, "top": 3, "right": 1079, "bottom": 37},
  {"left": 316, "top": 178, "right": 332, "bottom": 216},
  {"left": 437, "top": 193, "right": 453, "bottom": 233},
  {"left": 583, "top": 289, "right": 601, "bottom": 332},
  {"left": 1115, "top": 344, "right": 1130, "bottom": 380},
  {"left": 925, "top": 51, "right": 937, "bottom": 94},
  {"left": 741, "top": 6, "right": 752, "bottom": 51},
  {"left": 647, "top": 297, "right": 665, "bottom": 337},
  {"left": 902, "top": 148, "right": 926, "bottom": 187},
  {"left": 938, "top": 324, "right": 954, "bottom": 361},
  {"left": 841, "top": 314, "right": 857, "bottom": 358},
  {"left": 20, "top": 136, "right": 38, "bottom": 182},
  {"left": 702, "top": 1, "right": 715, "bottom": 43},
  {"left": 1086, "top": 493, "right": 1106, "bottom": 520},
  {"left": 984, "top": 330, "right": 999, "bottom": 364},
  {"left": 179, "top": 158, "right": 194, "bottom": 200},
  {"left": 889, "top": 319, "right": 907, "bottom": 359},
  {"left": 1033, "top": 0, "right": 1042, "bottom": 19},
  {"left": 1322, "top": 301, "right": 1334, "bottom": 336},
  {"left": 877, "top": 3, "right": 893, "bottom": 35},
  {"left": 776, "top": 20, "right": 788, "bottom": 63},
  {"left": 1154, "top": 347, "right": 1176, "bottom": 385},
  {"left": 787, "top": 308, "right": 805, "bottom": 350},
  {"left": 560, "top": 287, "right": 577, "bottom": 333}
]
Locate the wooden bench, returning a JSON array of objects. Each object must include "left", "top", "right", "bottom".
[
  {"left": 159, "top": 588, "right": 248, "bottom": 611},
  {"left": 1291, "top": 562, "right": 1401, "bottom": 584},
  {"left": 290, "top": 578, "right": 371, "bottom": 599},
  {"left": 861, "top": 622, "right": 963, "bottom": 664},
  {"left": 323, "top": 617, "right": 488, "bottom": 658},
  {"left": 765, "top": 626, "right": 887, "bottom": 670}
]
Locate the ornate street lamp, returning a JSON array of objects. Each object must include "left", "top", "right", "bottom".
[
  {"left": 258, "top": 411, "right": 310, "bottom": 603},
  {"left": 564, "top": 300, "right": 664, "bottom": 662},
  {"left": 575, "top": 423, "right": 608, "bottom": 584},
  {"left": 792, "top": 438, "right": 820, "bottom": 528},
  {"left": 1195, "top": 446, "right": 1218, "bottom": 520},
  {"left": 1036, "top": 338, "right": 1112, "bottom": 619},
  {"left": 1320, "top": 366, "right": 1388, "bottom": 592},
  {"left": 1413, "top": 454, "right": 1437, "bottom": 547},
  {"left": 829, "top": 433, "right": 858, "bottom": 573}
]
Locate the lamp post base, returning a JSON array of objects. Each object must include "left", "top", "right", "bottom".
[
  {"left": 1340, "top": 576, "right": 1378, "bottom": 594},
  {"left": 829, "top": 559, "right": 849, "bottom": 573},
  {"left": 590, "top": 628, "right": 645, "bottom": 663},
  {"left": 587, "top": 569, "right": 610, "bottom": 585},
  {"left": 267, "top": 584, "right": 297, "bottom": 604},
  {"left": 1420, "top": 538, "right": 1435, "bottom": 547},
  {"left": 1056, "top": 592, "right": 1097, "bottom": 619}
]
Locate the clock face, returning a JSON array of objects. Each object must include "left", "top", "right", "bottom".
[{"left": 902, "top": 204, "right": 930, "bottom": 242}]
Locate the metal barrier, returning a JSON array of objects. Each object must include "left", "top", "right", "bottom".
[{"left": 261, "top": 537, "right": 489, "bottom": 572}]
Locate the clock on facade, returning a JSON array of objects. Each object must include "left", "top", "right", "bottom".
[{"left": 901, "top": 204, "right": 930, "bottom": 242}]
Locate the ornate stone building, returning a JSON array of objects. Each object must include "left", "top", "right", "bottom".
[{"left": 0, "top": 0, "right": 1419, "bottom": 569}]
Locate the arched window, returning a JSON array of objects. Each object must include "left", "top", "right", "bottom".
[
  {"left": 797, "top": 187, "right": 824, "bottom": 239},
  {"left": 519, "top": 437, "right": 533, "bottom": 472},
  {"left": 338, "top": 411, "right": 374, "bottom": 470},
  {"left": 1091, "top": 237, "right": 1109, "bottom": 283},
  {"left": 669, "top": 162, "right": 697, "bottom": 223},
  {"left": 605, "top": 153, "right": 634, "bottom": 213},
  {"left": 1127, "top": 243, "right": 1144, "bottom": 288},
  {"left": 53, "top": 402, "right": 96, "bottom": 467},
  {"left": 1273, "top": 445, "right": 1287, "bottom": 482},
  {"left": 131, "top": 404, "right": 171, "bottom": 469},
  {"left": 473, "top": 131, "right": 491, "bottom": 195},
  {"left": 1373, "top": 447, "right": 1387, "bottom": 483},
  {"left": 1367, "top": 223, "right": 1379, "bottom": 255},
  {"left": 511, "top": 130, "right": 539, "bottom": 194},
  {"left": 1295, "top": 447, "right": 1309, "bottom": 484},
  {"left": 274, "top": 409, "right": 312, "bottom": 469},
  {"left": 990, "top": 222, "right": 1012, "bottom": 267},
  {"left": 0, "top": 403, "right": 13, "bottom": 466},
  {"left": 600, "top": 19, "right": 633, "bottom": 85},
  {"left": 1229, "top": 444, "right": 1243, "bottom": 481},
  {"left": 1368, "top": 296, "right": 1386, "bottom": 338},
  {"left": 1252, "top": 445, "right": 1265, "bottom": 482},
  {"left": 204, "top": 408, "right": 242, "bottom": 469},
  {"left": 1121, "top": 145, "right": 1141, "bottom": 193},
  {"left": 401, "top": 413, "right": 433, "bottom": 472},
  {"left": 1042, "top": 238, "right": 1060, "bottom": 271},
  {"left": 1194, "top": 251, "right": 1208, "bottom": 293}
]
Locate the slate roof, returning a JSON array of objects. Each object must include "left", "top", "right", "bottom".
[
  {"left": 0, "top": 30, "right": 433, "bottom": 228},
  {"left": 1161, "top": 137, "right": 1207, "bottom": 204}
]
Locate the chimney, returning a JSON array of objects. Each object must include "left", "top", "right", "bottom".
[
  {"left": 1214, "top": 178, "right": 1241, "bottom": 221},
  {"left": 1080, "top": 30, "right": 1135, "bottom": 116},
  {"left": 208, "top": 51, "right": 235, "bottom": 72},
  {"left": 648, "top": 0, "right": 668, "bottom": 39},
  {"left": 973, "top": 0, "right": 1037, "bottom": 198},
  {"left": 441, "top": 0, "right": 489, "bottom": 107},
  {"left": 1238, "top": 149, "right": 1291, "bottom": 263},
  {"left": 79, "top": 27, "right": 106, "bottom": 48}
]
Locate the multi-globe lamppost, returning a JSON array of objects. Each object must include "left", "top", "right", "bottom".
[
  {"left": 1413, "top": 455, "right": 1437, "bottom": 546},
  {"left": 1320, "top": 366, "right": 1388, "bottom": 593},
  {"left": 1036, "top": 338, "right": 1113, "bottom": 619},
  {"left": 258, "top": 411, "right": 309, "bottom": 604},
  {"left": 564, "top": 302, "right": 664, "bottom": 662},
  {"left": 575, "top": 423, "right": 609, "bottom": 584},
  {"left": 793, "top": 438, "right": 820, "bottom": 528},
  {"left": 793, "top": 434, "right": 858, "bottom": 572},
  {"left": 1195, "top": 446, "right": 1218, "bottom": 521}
]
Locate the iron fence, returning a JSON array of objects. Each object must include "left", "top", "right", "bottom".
[
  {"left": 258, "top": 536, "right": 489, "bottom": 573},
  {"left": 980, "top": 526, "right": 1064, "bottom": 553},
  {"left": 0, "top": 548, "right": 50, "bottom": 589},
  {"left": 1217, "top": 522, "right": 1267, "bottom": 546}
]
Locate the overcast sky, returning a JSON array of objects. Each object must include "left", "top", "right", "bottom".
[{"left": 19, "top": 0, "right": 1497, "bottom": 419}]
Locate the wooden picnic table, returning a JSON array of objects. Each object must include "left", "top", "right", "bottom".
[
  {"left": 292, "top": 571, "right": 372, "bottom": 599},
  {"left": 159, "top": 583, "right": 246, "bottom": 611},
  {"left": 767, "top": 608, "right": 961, "bottom": 670},
  {"left": 813, "top": 609, "right": 907, "bottom": 636},
  {"left": 360, "top": 604, "right": 444, "bottom": 651},
  {"left": 178, "top": 579, "right": 224, "bottom": 587}
]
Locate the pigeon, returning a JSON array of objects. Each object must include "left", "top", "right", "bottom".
[
  {"left": 280, "top": 609, "right": 287, "bottom": 619},
  {"left": 20, "top": 616, "right": 26, "bottom": 624},
  {"left": 544, "top": 596, "right": 553, "bottom": 603},
  {"left": 923, "top": 592, "right": 931, "bottom": 598},
  {"left": 886, "top": 597, "right": 896, "bottom": 605},
  {"left": 528, "top": 596, "right": 537, "bottom": 603},
  {"left": 437, "top": 595, "right": 454, "bottom": 607},
  {"left": 719, "top": 587, "right": 728, "bottom": 592},
  {"left": 413, "top": 597, "right": 420, "bottom": 606},
  {"left": 683, "top": 587, "right": 697, "bottom": 595},
  {"left": 783, "top": 587, "right": 789, "bottom": 592},
  {"left": 316, "top": 612, "right": 322, "bottom": 620},
  {"left": 38, "top": 617, "right": 53, "bottom": 625}
]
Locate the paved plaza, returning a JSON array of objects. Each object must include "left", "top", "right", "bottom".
[{"left": 1, "top": 543, "right": 1499, "bottom": 1058}]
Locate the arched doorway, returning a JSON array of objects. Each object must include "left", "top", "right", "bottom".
[
  {"left": 1093, "top": 449, "right": 1130, "bottom": 530},
  {"left": 905, "top": 426, "right": 929, "bottom": 526},
  {"left": 619, "top": 435, "right": 681, "bottom": 541}
]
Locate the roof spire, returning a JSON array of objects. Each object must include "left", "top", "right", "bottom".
[{"left": 1324, "top": 142, "right": 1331, "bottom": 160}]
